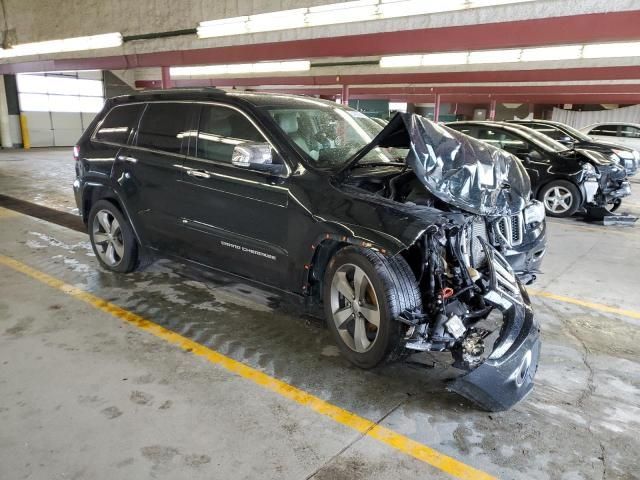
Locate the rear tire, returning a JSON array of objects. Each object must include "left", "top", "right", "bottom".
[
  {"left": 323, "top": 246, "right": 421, "bottom": 369},
  {"left": 538, "top": 180, "right": 581, "bottom": 218},
  {"left": 88, "top": 200, "right": 139, "bottom": 273}
]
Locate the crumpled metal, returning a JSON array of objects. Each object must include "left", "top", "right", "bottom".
[{"left": 398, "top": 113, "right": 531, "bottom": 216}]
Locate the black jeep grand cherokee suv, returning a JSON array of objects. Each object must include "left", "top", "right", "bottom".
[{"left": 74, "top": 89, "right": 541, "bottom": 411}]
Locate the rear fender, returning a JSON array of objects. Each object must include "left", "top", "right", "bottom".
[{"left": 81, "top": 182, "right": 144, "bottom": 246}]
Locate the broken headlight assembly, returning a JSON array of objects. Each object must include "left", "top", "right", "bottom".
[
  {"left": 581, "top": 162, "right": 599, "bottom": 180},
  {"left": 523, "top": 200, "right": 545, "bottom": 227}
]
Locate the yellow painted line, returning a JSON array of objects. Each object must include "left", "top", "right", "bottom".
[
  {"left": 0, "top": 207, "right": 19, "bottom": 219},
  {"left": 530, "top": 289, "right": 640, "bottom": 321},
  {"left": 0, "top": 254, "right": 495, "bottom": 480}
]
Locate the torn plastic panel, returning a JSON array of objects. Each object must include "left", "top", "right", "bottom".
[
  {"left": 448, "top": 240, "right": 540, "bottom": 411},
  {"left": 395, "top": 217, "right": 540, "bottom": 411},
  {"left": 342, "top": 113, "right": 532, "bottom": 217}
]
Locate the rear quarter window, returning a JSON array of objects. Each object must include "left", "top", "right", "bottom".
[{"left": 94, "top": 104, "right": 143, "bottom": 145}]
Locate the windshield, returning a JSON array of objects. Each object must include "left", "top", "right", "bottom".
[
  {"left": 261, "top": 100, "right": 402, "bottom": 168},
  {"left": 556, "top": 123, "right": 591, "bottom": 141},
  {"left": 507, "top": 124, "right": 571, "bottom": 153}
]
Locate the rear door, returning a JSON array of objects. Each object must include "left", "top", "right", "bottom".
[
  {"left": 176, "top": 103, "right": 291, "bottom": 286},
  {"left": 113, "top": 101, "right": 198, "bottom": 253}
]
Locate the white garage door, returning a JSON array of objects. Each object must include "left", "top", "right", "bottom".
[{"left": 17, "top": 71, "right": 105, "bottom": 147}]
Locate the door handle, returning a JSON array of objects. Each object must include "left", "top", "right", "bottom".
[
  {"left": 117, "top": 155, "right": 138, "bottom": 164},
  {"left": 186, "top": 169, "right": 211, "bottom": 179}
]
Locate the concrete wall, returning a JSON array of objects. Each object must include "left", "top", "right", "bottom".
[{"left": 0, "top": 0, "right": 637, "bottom": 65}]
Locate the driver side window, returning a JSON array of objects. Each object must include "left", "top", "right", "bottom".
[{"left": 196, "top": 105, "right": 269, "bottom": 164}]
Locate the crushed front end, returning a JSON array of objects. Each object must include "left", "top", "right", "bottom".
[{"left": 398, "top": 216, "right": 541, "bottom": 411}]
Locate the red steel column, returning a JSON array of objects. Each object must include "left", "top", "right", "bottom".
[
  {"left": 434, "top": 93, "right": 441, "bottom": 122},
  {"left": 489, "top": 99, "right": 497, "bottom": 120},
  {"left": 341, "top": 84, "right": 349, "bottom": 105},
  {"left": 161, "top": 66, "right": 172, "bottom": 89}
]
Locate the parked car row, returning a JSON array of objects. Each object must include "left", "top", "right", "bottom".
[{"left": 447, "top": 121, "right": 633, "bottom": 218}]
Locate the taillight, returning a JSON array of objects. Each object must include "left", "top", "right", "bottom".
[{"left": 73, "top": 145, "right": 79, "bottom": 161}]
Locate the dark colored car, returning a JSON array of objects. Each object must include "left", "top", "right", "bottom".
[
  {"left": 73, "top": 89, "right": 541, "bottom": 411},
  {"left": 506, "top": 119, "right": 639, "bottom": 176},
  {"left": 447, "top": 121, "right": 631, "bottom": 218}
]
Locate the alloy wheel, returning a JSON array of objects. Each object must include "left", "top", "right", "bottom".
[
  {"left": 543, "top": 186, "right": 573, "bottom": 214},
  {"left": 92, "top": 209, "right": 125, "bottom": 267},
  {"left": 330, "top": 263, "right": 381, "bottom": 353}
]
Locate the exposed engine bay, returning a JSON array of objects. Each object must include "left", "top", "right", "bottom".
[
  {"left": 399, "top": 213, "right": 540, "bottom": 411},
  {"left": 344, "top": 167, "right": 545, "bottom": 284}
]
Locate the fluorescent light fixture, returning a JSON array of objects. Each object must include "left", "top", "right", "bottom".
[
  {"left": 379, "top": 55, "right": 423, "bottom": 68},
  {"left": 421, "top": 52, "right": 468, "bottom": 66},
  {"left": 379, "top": 52, "right": 466, "bottom": 68},
  {"left": 519, "top": 45, "right": 582, "bottom": 62},
  {"left": 0, "top": 32, "right": 122, "bottom": 58},
  {"left": 582, "top": 41, "right": 640, "bottom": 59},
  {"left": 468, "top": 48, "right": 521, "bottom": 64},
  {"left": 380, "top": 40, "right": 640, "bottom": 69},
  {"left": 307, "top": 0, "right": 378, "bottom": 26},
  {"left": 247, "top": 8, "right": 306, "bottom": 32},
  {"left": 170, "top": 60, "right": 311, "bottom": 77},
  {"left": 197, "top": 0, "right": 540, "bottom": 38}
]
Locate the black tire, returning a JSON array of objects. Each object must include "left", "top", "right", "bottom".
[
  {"left": 323, "top": 246, "right": 421, "bottom": 369},
  {"left": 88, "top": 199, "right": 139, "bottom": 273},
  {"left": 537, "top": 180, "right": 581, "bottom": 218}
]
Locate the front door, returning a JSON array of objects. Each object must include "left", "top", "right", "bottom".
[{"left": 176, "top": 103, "right": 291, "bottom": 287}]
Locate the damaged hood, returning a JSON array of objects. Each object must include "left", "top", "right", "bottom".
[{"left": 343, "top": 113, "right": 532, "bottom": 216}]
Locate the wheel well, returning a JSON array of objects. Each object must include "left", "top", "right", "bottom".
[
  {"left": 83, "top": 186, "right": 127, "bottom": 223},
  {"left": 306, "top": 240, "right": 347, "bottom": 300},
  {"left": 305, "top": 239, "right": 421, "bottom": 302}
]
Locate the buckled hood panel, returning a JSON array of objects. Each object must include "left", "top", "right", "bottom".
[{"left": 347, "top": 113, "right": 532, "bottom": 216}]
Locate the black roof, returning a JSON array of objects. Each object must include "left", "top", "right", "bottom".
[
  {"left": 110, "top": 87, "right": 228, "bottom": 104},
  {"left": 108, "top": 88, "right": 340, "bottom": 109}
]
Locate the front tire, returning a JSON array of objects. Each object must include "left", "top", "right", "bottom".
[
  {"left": 538, "top": 180, "right": 581, "bottom": 218},
  {"left": 323, "top": 246, "right": 421, "bottom": 369},
  {"left": 88, "top": 200, "right": 139, "bottom": 273}
]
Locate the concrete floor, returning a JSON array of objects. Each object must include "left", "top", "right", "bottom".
[{"left": 1, "top": 148, "right": 640, "bottom": 479}]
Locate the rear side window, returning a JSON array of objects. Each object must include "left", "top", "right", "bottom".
[
  {"left": 620, "top": 126, "right": 640, "bottom": 138},
  {"left": 196, "top": 105, "right": 265, "bottom": 163},
  {"left": 136, "top": 103, "right": 192, "bottom": 154},
  {"left": 590, "top": 125, "right": 618, "bottom": 137},
  {"left": 94, "top": 104, "right": 143, "bottom": 145}
]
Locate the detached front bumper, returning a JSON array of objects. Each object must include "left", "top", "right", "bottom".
[
  {"left": 449, "top": 245, "right": 541, "bottom": 411},
  {"left": 605, "top": 180, "right": 631, "bottom": 200}
]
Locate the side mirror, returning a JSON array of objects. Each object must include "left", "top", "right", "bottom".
[
  {"left": 231, "top": 143, "right": 286, "bottom": 176},
  {"left": 558, "top": 136, "right": 575, "bottom": 146}
]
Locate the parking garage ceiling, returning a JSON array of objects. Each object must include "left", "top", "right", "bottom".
[{"left": 1, "top": 0, "right": 640, "bottom": 103}]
